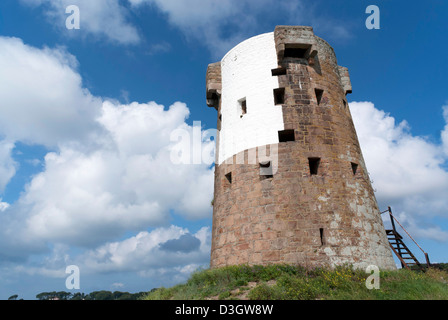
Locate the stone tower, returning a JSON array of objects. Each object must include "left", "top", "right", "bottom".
[{"left": 206, "top": 26, "right": 396, "bottom": 270}]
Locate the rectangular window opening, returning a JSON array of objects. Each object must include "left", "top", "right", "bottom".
[
  {"left": 273, "top": 88, "right": 285, "bottom": 105},
  {"left": 315, "top": 89, "right": 324, "bottom": 105},
  {"left": 278, "top": 129, "right": 295, "bottom": 143},
  {"left": 319, "top": 228, "right": 325, "bottom": 246},
  {"left": 308, "top": 157, "right": 321, "bottom": 175},
  {"left": 351, "top": 162, "right": 358, "bottom": 175},
  {"left": 342, "top": 99, "right": 347, "bottom": 108},
  {"left": 284, "top": 47, "right": 308, "bottom": 59},
  {"left": 259, "top": 161, "right": 273, "bottom": 179},
  {"left": 225, "top": 172, "right": 232, "bottom": 184},
  {"left": 271, "top": 67, "right": 287, "bottom": 76}
]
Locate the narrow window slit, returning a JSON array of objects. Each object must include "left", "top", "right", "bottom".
[
  {"left": 238, "top": 98, "right": 247, "bottom": 118},
  {"left": 225, "top": 172, "right": 232, "bottom": 184},
  {"left": 351, "top": 162, "right": 358, "bottom": 175},
  {"left": 273, "top": 88, "right": 285, "bottom": 105},
  {"left": 319, "top": 228, "right": 325, "bottom": 246},
  {"left": 315, "top": 89, "right": 324, "bottom": 105},
  {"left": 308, "top": 157, "right": 321, "bottom": 175},
  {"left": 217, "top": 113, "right": 222, "bottom": 131}
]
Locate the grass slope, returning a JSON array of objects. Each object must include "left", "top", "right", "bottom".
[{"left": 143, "top": 264, "right": 448, "bottom": 300}]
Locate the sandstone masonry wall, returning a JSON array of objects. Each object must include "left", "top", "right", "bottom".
[{"left": 207, "top": 26, "right": 396, "bottom": 271}]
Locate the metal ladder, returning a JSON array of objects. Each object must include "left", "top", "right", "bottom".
[{"left": 382, "top": 207, "right": 430, "bottom": 271}]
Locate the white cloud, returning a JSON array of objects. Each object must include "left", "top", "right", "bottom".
[
  {"left": 0, "top": 36, "right": 103, "bottom": 148},
  {"left": 0, "top": 199, "right": 10, "bottom": 212},
  {"left": 441, "top": 104, "right": 448, "bottom": 156},
  {"left": 0, "top": 37, "right": 214, "bottom": 258},
  {"left": 0, "top": 141, "right": 17, "bottom": 193},
  {"left": 80, "top": 226, "right": 210, "bottom": 272},
  {"left": 20, "top": 0, "right": 140, "bottom": 45},
  {"left": 129, "top": 0, "right": 350, "bottom": 58},
  {"left": 9, "top": 226, "right": 211, "bottom": 290},
  {"left": 111, "top": 282, "right": 125, "bottom": 289},
  {"left": 391, "top": 210, "right": 448, "bottom": 243},
  {"left": 146, "top": 42, "right": 172, "bottom": 56},
  {"left": 350, "top": 101, "right": 448, "bottom": 242},
  {"left": 14, "top": 100, "right": 213, "bottom": 247},
  {"left": 25, "top": 158, "right": 42, "bottom": 167}
]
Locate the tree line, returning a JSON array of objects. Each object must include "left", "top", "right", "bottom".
[{"left": 9, "top": 290, "right": 156, "bottom": 300}]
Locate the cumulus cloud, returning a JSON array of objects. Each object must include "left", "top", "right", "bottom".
[
  {"left": 350, "top": 101, "right": 448, "bottom": 242},
  {"left": 80, "top": 226, "right": 210, "bottom": 274},
  {"left": 6, "top": 226, "right": 211, "bottom": 288},
  {"left": 20, "top": 0, "right": 350, "bottom": 56},
  {"left": 0, "top": 37, "right": 214, "bottom": 262},
  {"left": 14, "top": 100, "right": 214, "bottom": 247},
  {"left": 20, "top": 0, "right": 140, "bottom": 45},
  {"left": 0, "top": 36, "right": 103, "bottom": 148},
  {"left": 160, "top": 233, "right": 201, "bottom": 253},
  {"left": 129, "top": 0, "right": 350, "bottom": 58}
]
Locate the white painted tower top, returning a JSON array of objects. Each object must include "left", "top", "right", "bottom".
[{"left": 218, "top": 32, "right": 284, "bottom": 165}]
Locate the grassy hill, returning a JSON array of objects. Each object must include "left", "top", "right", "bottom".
[{"left": 143, "top": 264, "right": 448, "bottom": 300}]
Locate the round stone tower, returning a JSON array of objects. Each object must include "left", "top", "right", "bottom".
[{"left": 206, "top": 26, "right": 396, "bottom": 270}]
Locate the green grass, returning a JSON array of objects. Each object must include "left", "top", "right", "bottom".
[{"left": 142, "top": 264, "right": 448, "bottom": 300}]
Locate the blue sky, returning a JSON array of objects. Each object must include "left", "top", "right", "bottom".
[{"left": 0, "top": 0, "right": 447, "bottom": 299}]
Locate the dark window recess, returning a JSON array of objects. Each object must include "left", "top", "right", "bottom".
[
  {"left": 308, "top": 157, "right": 321, "bottom": 175},
  {"left": 225, "top": 172, "right": 232, "bottom": 184},
  {"left": 351, "top": 162, "right": 358, "bottom": 175},
  {"left": 271, "top": 67, "right": 287, "bottom": 76},
  {"left": 208, "top": 92, "right": 219, "bottom": 103},
  {"left": 342, "top": 99, "right": 347, "bottom": 108},
  {"left": 274, "top": 88, "right": 285, "bottom": 105},
  {"left": 319, "top": 228, "right": 325, "bottom": 246},
  {"left": 241, "top": 100, "right": 247, "bottom": 115},
  {"left": 278, "top": 130, "right": 295, "bottom": 142},
  {"left": 284, "top": 47, "right": 308, "bottom": 59},
  {"left": 260, "top": 161, "right": 273, "bottom": 179},
  {"left": 315, "top": 89, "right": 324, "bottom": 105},
  {"left": 238, "top": 99, "right": 247, "bottom": 117}
]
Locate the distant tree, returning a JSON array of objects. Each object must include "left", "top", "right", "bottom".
[
  {"left": 71, "top": 292, "right": 88, "bottom": 300},
  {"left": 36, "top": 292, "right": 50, "bottom": 300},
  {"left": 36, "top": 289, "right": 151, "bottom": 300},
  {"left": 116, "top": 293, "right": 132, "bottom": 300},
  {"left": 47, "top": 291, "right": 58, "bottom": 300},
  {"left": 56, "top": 291, "right": 72, "bottom": 300},
  {"left": 89, "top": 290, "right": 114, "bottom": 300},
  {"left": 113, "top": 291, "right": 125, "bottom": 300},
  {"left": 36, "top": 291, "right": 72, "bottom": 300},
  {"left": 8, "top": 294, "right": 18, "bottom": 300},
  {"left": 134, "top": 292, "right": 149, "bottom": 300}
]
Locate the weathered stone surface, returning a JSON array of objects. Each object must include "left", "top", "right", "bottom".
[
  {"left": 208, "top": 26, "right": 396, "bottom": 271},
  {"left": 206, "top": 62, "right": 222, "bottom": 110}
]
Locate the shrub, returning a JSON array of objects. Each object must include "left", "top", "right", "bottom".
[{"left": 248, "top": 283, "right": 278, "bottom": 300}]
